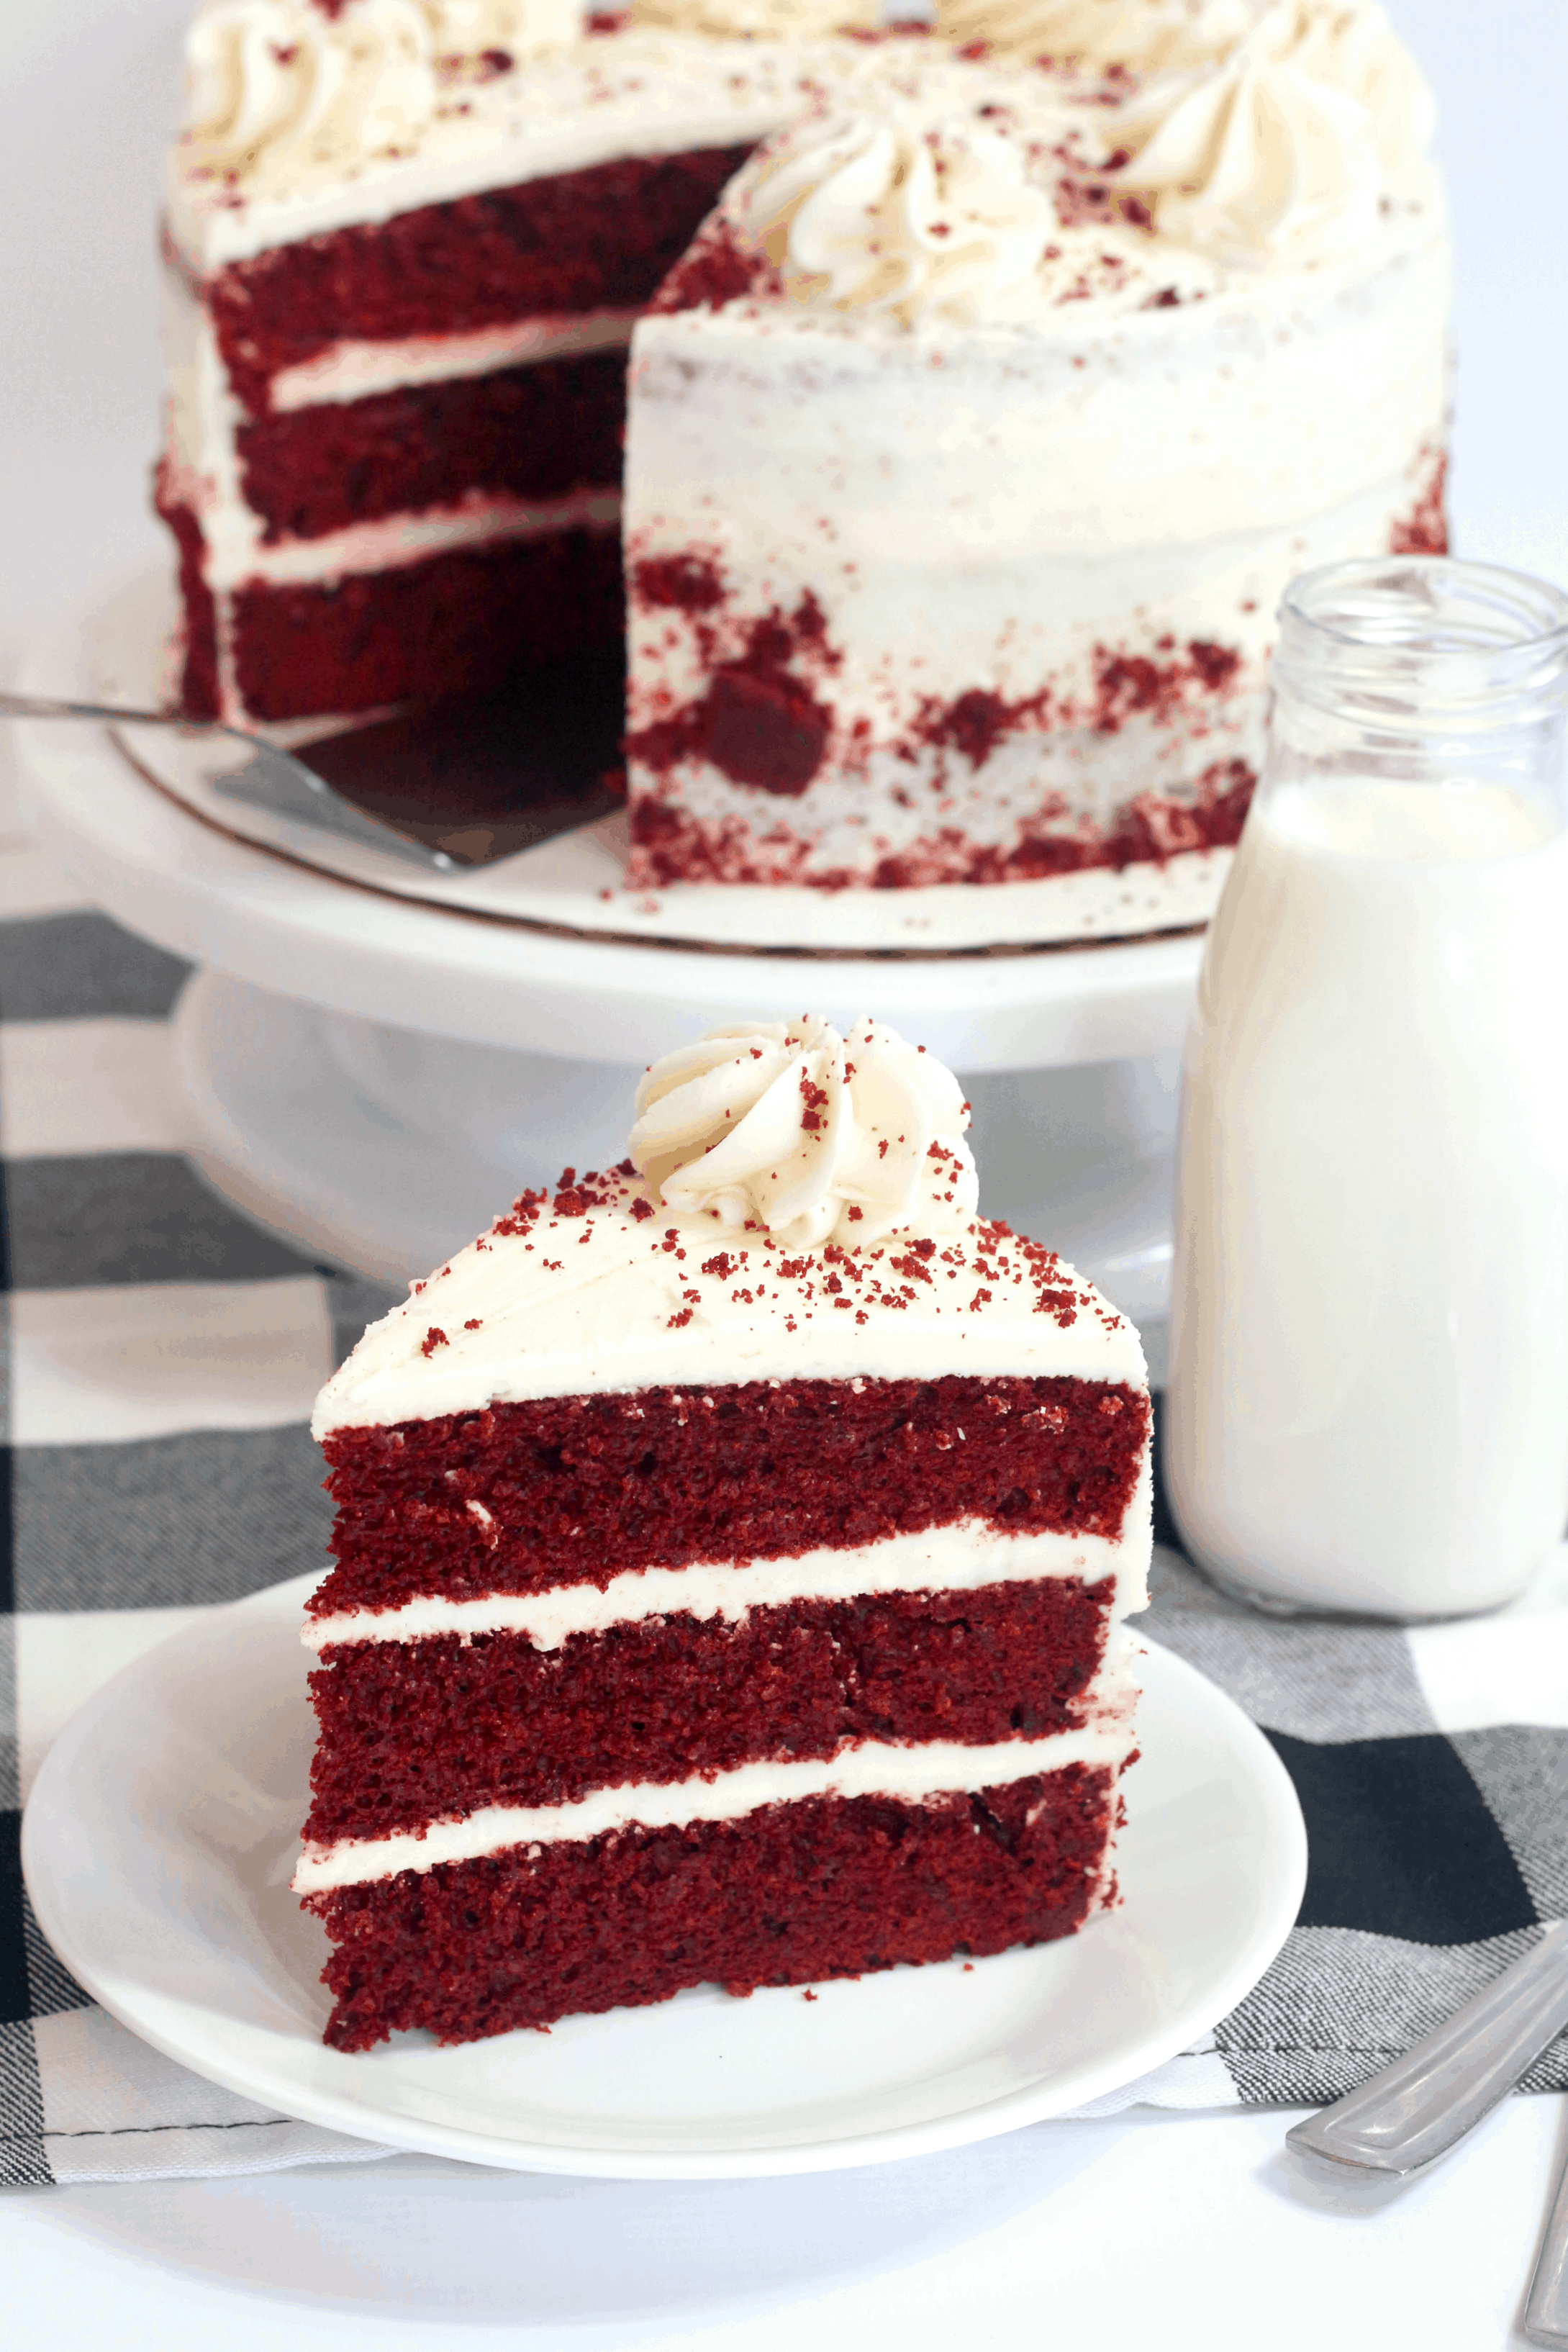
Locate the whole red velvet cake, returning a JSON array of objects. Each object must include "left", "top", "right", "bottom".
[
  {"left": 158, "top": 0, "right": 1449, "bottom": 946},
  {"left": 298, "top": 1015, "right": 1151, "bottom": 2050}
]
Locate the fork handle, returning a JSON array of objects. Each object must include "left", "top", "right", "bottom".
[
  {"left": 1526, "top": 2124, "right": 1568, "bottom": 2348},
  {"left": 1286, "top": 1920, "right": 1568, "bottom": 2178}
]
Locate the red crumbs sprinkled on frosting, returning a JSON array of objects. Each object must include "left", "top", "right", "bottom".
[
  {"left": 420, "top": 1327, "right": 448, "bottom": 1356},
  {"left": 910, "top": 685, "right": 1052, "bottom": 769},
  {"left": 630, "top": 552, "right": 726, "bottom": 615},
  {"left": 1092, "top": 639, "right": 1240, "bottom": 734},
  {"left": 1389, "top": 446, "right": 1449, "bottom": 556}
]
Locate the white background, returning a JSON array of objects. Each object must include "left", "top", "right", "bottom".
[{"left": 1, "top": 3, "right": 1566, "bottom": 2345}]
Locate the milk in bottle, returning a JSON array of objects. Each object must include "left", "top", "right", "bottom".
[{"left": 1166, "top": 559, "right": 1568, "bottom": 1617}]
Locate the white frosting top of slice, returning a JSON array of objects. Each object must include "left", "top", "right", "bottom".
[{"left": 314, "top": 1016, "right": 1145, "bottom": 1437}]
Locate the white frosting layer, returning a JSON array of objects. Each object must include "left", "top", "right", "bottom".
[
  {"left": 630, "top": 1015, "right": 976, "bottom": 1248},
  {"left": 314, "top": 1162, "right": 1146, "bottom": 1435},
  {"left": 306, "top": 1511, "right": 1148, "bottom": 1650},
  {"left": 293, "top": 1718, "right": 1136, "bottom": 1891},
  {"left": 270, "top": 309, "right": 638, "bottom": 410}
]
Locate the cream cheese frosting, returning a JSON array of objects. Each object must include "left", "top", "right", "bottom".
[
  {"left": 293, "top": 1717, "right": 1136, "bottom": 1889},
  {"left": 181, "top": 0, "right": 586, "bottom": 197},
  {"left": 314, "top": 1016, "right": 1145, "bottom": 1437},
  {"left": 933, "top": 0, "right": 1255, "bottom": 72},
  {"left": 630, "top": 0, "right": 878, "bottom": 35},
  {"left": 305, "top": 1501, "right": 1153, "bottom": 1650},
  {"left": 628, "top": 1015, "right": 978, "bottom": 1247},
  {"left": 1112, "top": 0, "right": 1437, "bottom": 268},
  {"left": 748, "top": 110, "right": 1065, "bottom": 329},
  {"left": 717, "top": 1, "right": 1436, "bottom": 302},
  {"left": 169, "top": 0, "right": 1435, "bottom": 281}
]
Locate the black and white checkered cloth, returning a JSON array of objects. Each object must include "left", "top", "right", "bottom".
[{"left": 0, "top": 828, "right": 1563, "bottom": 2181}]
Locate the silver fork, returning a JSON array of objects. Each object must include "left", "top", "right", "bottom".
[
  {"left": 0, "top": 689, "right": 453, "bottom": 872},
  {"left": 1284, "top": 1919, "right": 1568, "bottom": 2344}
]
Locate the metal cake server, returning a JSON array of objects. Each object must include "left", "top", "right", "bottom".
[
  {"left": 1286, "top": 1919, "right": 1568, "bottom": 2179},
  {"left": 0, "top": 689, "right": 454, "bottom": 872}
]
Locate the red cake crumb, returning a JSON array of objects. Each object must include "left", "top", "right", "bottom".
[
  {"left": 230, "top": 523, "right": 623, "bottom": 720},
  {"left": 630, "top": 551, "right": 726, "bottom": 614},
  {"left": 910, "top": 684, "right": 1053, "bottom": 769},
  {"left": 307, "top": 1765, "right": 1116, "bottom": 2050},
  {"left": 1091, "top": 638, "right": 1241, "bottom": 734},
  {"left": 305, "top": 1573, "right": 1117, "bottom": 1842},
  {"left": 314, "top": 1373, "right": 1148, "bottom": 1615},
  {"left": 1389, "top": 445, "right": 1449, "bottom": 556},
  {"left": 625, "top": 583, "right": 841, "bottom": 795},
  {"left": 236, "top": 349, "right": 627, "bottom": 542}
]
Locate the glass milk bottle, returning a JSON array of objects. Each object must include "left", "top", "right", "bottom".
[{"left": 1166, "top": 558, "right": 1568, "bottom": 1618}]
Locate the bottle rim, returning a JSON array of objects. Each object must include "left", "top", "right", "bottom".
[{"left": 1277, "top": 557, "right": 1568, "bottom": 718}]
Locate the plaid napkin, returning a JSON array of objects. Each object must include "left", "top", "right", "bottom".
[{"left": 0, "top": 828, "right": 1562, "bottom": 2183}]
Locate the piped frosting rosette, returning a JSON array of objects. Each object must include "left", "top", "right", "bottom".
[
  {"left": 627, "top": 1015, "right": 979, "bottom": 1250},
  {"left": 181, "top": 0, "right": 582, "bottom": 184}
]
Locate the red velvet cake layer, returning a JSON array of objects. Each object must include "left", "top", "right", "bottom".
[
  {"left": 153, "top": 463, "right": 220, "bottom": 719},
  {"left": 237, "top": 350, "right": 627, "bottom": 543},
  {"left": 316, "top": 1375, "right": 1149, "bottom": 1616},
  {"left": 208, "top": 146, "right": 754, "bottom": 416},
  {"left": 307, "top": 1764, "right": 1117, "bottom": 2050},
  {"left": 305, "top": 1573, "right": 1116, "bottom": 1842},
  {"left": 230, "top": 525, "right": 623, "bottom": 720}
]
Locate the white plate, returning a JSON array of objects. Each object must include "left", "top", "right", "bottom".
[{"left": 22, "top": 1573, "right": 1305, "bottom": 2180}]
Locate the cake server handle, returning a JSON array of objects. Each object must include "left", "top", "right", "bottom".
[
  {"left": 0, "top": 689, "right": 452, "bottom": 872},
  {"left": 0, "top": 689, "right": 173, "bottom": 724},
  {"left": 1285, "top": 1918, "right": 1568, "bottom": 2179}
]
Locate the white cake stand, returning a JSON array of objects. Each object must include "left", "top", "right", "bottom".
[{"left": 12, "top": 587, "right": 1202, "bottom": 1316}]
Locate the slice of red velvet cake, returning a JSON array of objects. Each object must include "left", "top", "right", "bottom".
[{"left": 299, "top": 1014, "right": 1151, "bottom": 2050}]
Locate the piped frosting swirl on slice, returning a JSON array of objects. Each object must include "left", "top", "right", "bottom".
[{"left": 628, "top": 1015, "right": 979, "bottom": 1248}]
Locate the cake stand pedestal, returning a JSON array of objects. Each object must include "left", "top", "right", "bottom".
[{"left": 14, "top": 607, "right": 1201, "bottom": 1319}]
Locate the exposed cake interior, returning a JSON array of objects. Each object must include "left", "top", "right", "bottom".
[{"left": 299, "top": 1013, "right": 1151, "bottom": 2049}]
